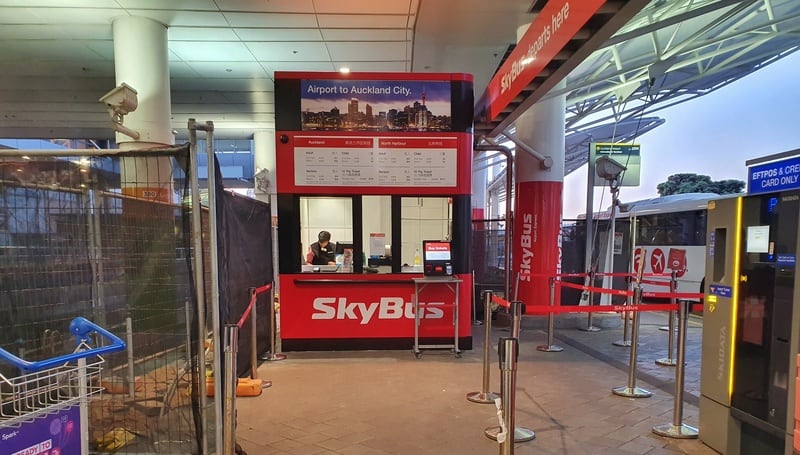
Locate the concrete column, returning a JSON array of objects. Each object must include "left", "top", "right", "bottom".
[
  {"left": 511, "top": 22, "right": 566, "bottom": 308},
  {"left": 112, "top": 16, "right": 174, "bottom": 201}
]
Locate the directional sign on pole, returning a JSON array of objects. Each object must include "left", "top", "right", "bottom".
[{"left": 590, "top": 142, "right": 641, "bottom": 187}]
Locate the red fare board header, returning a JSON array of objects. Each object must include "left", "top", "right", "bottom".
[{"left": 480, "top": 0, "right": 606, "bottom": 122}]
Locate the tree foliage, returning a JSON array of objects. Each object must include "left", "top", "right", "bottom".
[{"left": 656, "top": 173, "right": 745, "bottom": 196}]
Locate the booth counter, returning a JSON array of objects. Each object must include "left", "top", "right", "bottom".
[{"left": 278, "top": 272, "right": 472, "bottom": 351}]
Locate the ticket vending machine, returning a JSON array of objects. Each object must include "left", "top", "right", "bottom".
[{"left": 701, "top": 192, "right": 800, "bottom": 454}]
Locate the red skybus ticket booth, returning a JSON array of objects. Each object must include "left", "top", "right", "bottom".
[{"left": 274, "top": 71, "right": 473, "bottom": 351}]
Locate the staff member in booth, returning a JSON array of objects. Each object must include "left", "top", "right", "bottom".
[{"left": 306, "top": 230, "right": 337, "bottom": 265}]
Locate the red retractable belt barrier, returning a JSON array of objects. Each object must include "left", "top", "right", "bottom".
[
  {"left": 487, "top": 274, "right": 703, "bottom": 316},
  {"left": 237, "top": 283, "right": 273, "bottom": 329}
]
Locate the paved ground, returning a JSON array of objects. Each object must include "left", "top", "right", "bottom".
[{"left": 236, "top": 308, "right": 717, "bottom": 454}]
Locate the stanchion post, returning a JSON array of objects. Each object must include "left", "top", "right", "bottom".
[
  {"left": 467, "top": 290, "right": 501, "bottom": 404},
  {"left": 499, "top": 337, "right": 518, "bottom": 455},
  {"left": 579, "top": 269, "right": 601, "bottom": 332},
  {"left": 223, "top": 324, "right": 238, "bottom": 455},
  {"left": 262, "top": 284, "right": 286, "bottom": 361},
  {"left": 656, "top": 272, "right": 678, "bottom": 366},
  {"left": 537, "top": 277, "right": 563, "bottom": 352},
  {"left": 613, "top": 275, "right": 632, "bottom": 347},
  {"left": 653, "top": 300, "right": 698, "bottom": 438},
  {"left": 612, "top": 285, "right": 652, "bottom": 398},
  {"left": 485, "top": 303, "right": 535, "bottom": 443},
  {"left": 659, "top": 270, "right": 679, "bottom": 334}
]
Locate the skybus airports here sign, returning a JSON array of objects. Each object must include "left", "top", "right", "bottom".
[
  {"left": 748, "top": 155, "right": 800, "bottom": 194},
  {"left": 590, "top": 142, "right": 641, "bottom": 186}
]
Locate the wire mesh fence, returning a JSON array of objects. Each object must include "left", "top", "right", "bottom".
[{"left": 0, "top": 148, "right": 206, "bottom": 453}]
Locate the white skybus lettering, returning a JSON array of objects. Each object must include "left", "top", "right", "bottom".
[{"left": 311, "top": 297, "right": 446, "bottom": 323}]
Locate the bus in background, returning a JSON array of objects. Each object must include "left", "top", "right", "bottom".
[
  {"left": 621, "top": 192, "right": 723, "bottom": 304},
  {"left": 579, "top": 192, "right": 732, "bottom": 306}
]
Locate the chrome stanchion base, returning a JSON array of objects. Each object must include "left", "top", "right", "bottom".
[
  {"left": 612, "top": 340, "right": 632, "bottom": 347},
  {"left": 578, "top": 325, "right": 601, "bottom": 332},
  {"left": 655, "top": 358, "right": 677, "bottom": 366},
  {"left": 536, "top": 344, "right": 563, "bottom": 352},
  {"left": 652, "top": 423, "right": 698, "bottom": 439},
  {"left": 612, "top": 386, "right": 652, "bottom": 398},
  {"left": 485, "top": 425, "right": 536, "bottom": 442},
  {"left": 466, "top": 391, "right": 500, "bottom": 404},
  {"left": 261, "top": 353, "right": 287, "bottom": 361}
]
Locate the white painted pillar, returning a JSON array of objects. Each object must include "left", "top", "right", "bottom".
[
  {"left": 511, "top": 25, "right": 566, "bottom": 307},
  {"left": 112, "top": 16, "right": 174, "bottom": 201}
]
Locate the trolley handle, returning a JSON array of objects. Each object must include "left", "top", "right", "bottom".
[{"left": 0, "top": 317, "right": 127, "bottom": 372}]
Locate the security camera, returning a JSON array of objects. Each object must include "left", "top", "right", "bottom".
[
  {"left": 99, "top": 83, "right": 138, "bottom": 118},
  {"left": 595, "top": 156, "right": 627, "bottom": 181}
]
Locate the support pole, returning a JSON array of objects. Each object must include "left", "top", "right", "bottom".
[
  {"left": 612, "top": 285, "right": 652, "bottom": 398},
  {"left": 467, "top": 290, "right": 501, "bottom": 404},
  {"left": 579, "top": 269, "right": 600, "bottom": 332},
  {"left": 536, "top": 277, "right": 563, "bottom": 352},
  {"left": 126, "top": 315, "right": 135, "bottom": 399},
  {"left": 653, "top": 300, "right": 698, "bottom": 438},
  {"left": 262, "top": 283, "right": 287, "bottom": 361},
  {"left": 222, "top": 324, "right": 238, "bottom": 455},
  {"left": 613, "top": 275, "right": 633, "bottom": 347},
  {"left": 485, "top": 301, "right": 535, "bottom": 443},
  {"left": 497, "top": 337, "right": 521, "bottom": 455},
  {"left": 656, "top": 271, "right": 678, "bottom": 366}
]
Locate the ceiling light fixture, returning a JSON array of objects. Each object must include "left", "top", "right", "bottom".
[{"left": 339, "top": 67, "right": 350, "bottom": 74}]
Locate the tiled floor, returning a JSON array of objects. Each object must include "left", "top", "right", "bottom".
[{"left": 236, "top": 309, "right": 718, "bottom": 454}]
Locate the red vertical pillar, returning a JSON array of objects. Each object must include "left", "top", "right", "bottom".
[{"left": 512, "top": 81, "right": 565, "bottom": 309}]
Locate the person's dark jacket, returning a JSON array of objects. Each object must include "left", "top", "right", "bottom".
[{"left": 308, "top": 241, "right": 336, "bottom": 265}]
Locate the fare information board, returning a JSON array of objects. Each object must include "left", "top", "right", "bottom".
[{"left": 294, "top": 136, "right": 458, "bottom": 187}]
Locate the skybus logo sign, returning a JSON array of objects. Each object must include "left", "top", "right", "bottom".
[{"left": 312, "top": 297, "right": 444, "bottom": 324}]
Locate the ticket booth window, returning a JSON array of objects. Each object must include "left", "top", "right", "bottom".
[
  {"left": 401, "top": 197, "right": 452, "bottom": 271},
  {"left": 363, "top": 195, "right": 392, "bottom": 273},
  {"left": 299, "top": 196, "right": 353, "bottom": 269}
]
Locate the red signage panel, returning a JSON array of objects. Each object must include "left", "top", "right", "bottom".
[
  {"left": 279, "top": 274, "right": 471, "bottom": 341},
  {"left": 480, "top": 0, "right": 606, "bottom": 122}
]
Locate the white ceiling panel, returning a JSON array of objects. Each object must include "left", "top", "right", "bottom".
[
  {"left": 234, "top": 28, "right": 324, "bottom": 42},
  {"left": 335, "top": 61, "right": 409, "bottom": 72},
  {"left": 82, "top": 41, "right": 115, "bottom": 60},
  {"left": 171, "top": 77, "right": 273, "bottom": 91},
  {"left": 0, "top": 7, "right": 56, "bottom": 23},
  {"left": 0, "top": 24, "right": 70, "bottom": 39},
  {"left": 131, "top": 10, "right": 229, "bottom": 27},
  {"left": 0, "top": 60, "right": 114, "bottom": 77},
  {"left": 21, "top": 8, "right": 122, "bottom": 25},
  {"left": 222, "top": 12, "right": 318, "bottom": 28},
  {"left": 263, "top": 61, "right": 335, "bottom": 72},
  {"left": 0, "top": 40, "right": 107, "bottom": 61},
  {"left": 316, "top": 14, "right": 410, "bottom": 29},
  {"left": 312, "top": 0, "right": 414, "bottom": 15},
  {"left": 187, "top": 61, "right": 268, "bottom": 78},
  {"left": 169, "top": 41, "right": 254, "bottom": 62},
  {"left": 169, "top": 27, "right": 240, "bottom": 41},
  {"left": 214, "top": 0, "right": 315, "bottom": 13},
  {"left": 169, "top": 62, "right": 201, "bottom": 78},
  {"left": 246, "top": 41, "right": 330, "bottom": 61},
  {"left": 321, "top": 28, "right": 409, "bottom": 42},
  {"left": 0, "top": 0, "right": 117, "bottom": 6},
  {"left": 326, "top": 42, "right": 408, "bottom": 62},
  {"left": 116, "top": 0, "right": 218, "bottom": 11}
]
